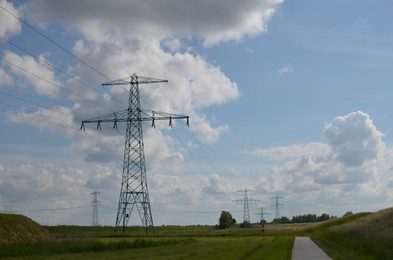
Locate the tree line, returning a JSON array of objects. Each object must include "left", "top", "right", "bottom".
[
  {"left": 217, "top": 211, "right": 338, "bottom": 229},
  {"left": 269, "top": 213, "right": 337, "bottom": 224}
]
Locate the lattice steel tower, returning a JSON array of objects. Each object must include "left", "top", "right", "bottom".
[
  {"left": 271, "top": 195, "right": 284, "bottom": 220},
  {"left": 233, "top": 189, "right": 259, "bottom": 223},
  {"left": 81, "top": 74, "right": 189, "bottom": 233},
  {"left": 91, "top": 191, "right": 100, "bottom": 226}
]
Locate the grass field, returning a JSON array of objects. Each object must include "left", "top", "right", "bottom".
[
  {"left": 2, "top": 207, "right": 393, "bottom": 259},
  {"left": 0, "top": 225, "right": 294, "bottom": 259}
]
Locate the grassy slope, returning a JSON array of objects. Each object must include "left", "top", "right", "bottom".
[
  {"left": 0, "top": 213, "right": 53, "bottom": 244},
  {"left": 308, "top": 207, "right": 393, "bottom": 259}
]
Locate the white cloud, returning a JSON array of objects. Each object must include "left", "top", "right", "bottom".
[
  {"left": 3, "top": 51, "right": 62, "bottom": 97},
  {"left": 68, "top": 39, "right": 237, "bottom": 146},
  {"left": 0, "top": 68, "right": 13, "bottom": 86},
  {"left": 253, "top": 143, "right": 330, "bottom": 160},
  {"left": 0, "top": 0, "right": 22, "bottom": 39},
  {"left": 278, "top": 64, "right": 294, "bottom": 74},
  {"left": 254, "top": 111, "right": 389, "bottom": 197},
  {"left": 0, "top": 0, "right": 285, "bottom": 225},
  {"left": 8, "top": 105, "right": 75, "bottom": 133},
  {"left": 202, "top": 173, "right": 237, "bottom": 195},
  {"left": 324, "top": 111, "right": 384, "bottom": 167},
  {"left": 24, "top": 0, "right": 284, "bottom": 46}
]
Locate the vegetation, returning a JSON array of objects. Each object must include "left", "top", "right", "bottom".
[
  {"left": 307, "top": 208, "right": 393, "bottom": 259},
  {"left": 217, "top": 210, "right": 236, "bottom": 229},
  {"left": 271, "top": 213, "right": 336, "bottom": 224},
  {"left": 0, "top": 213, "right": 53, "bottom": 244},
  {"left": 2, "top": 207, "right": 393, "bottom": 259},
  {"left": 0, "top": 224, "right": 294, "bottom": 259},
  {"left": 240, "top": 220, "right": 252, "bottom": 228}
]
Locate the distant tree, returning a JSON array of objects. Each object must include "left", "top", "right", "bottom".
[
  {"left": 240, "top": 220, "right": 251, "bottom": 228},
  {"left": 291, "top": 213, "right": 336, "bottom": 223},
  {"left": 271, "top": 216, "right": 290, "bottom": 224},
  {"left": 218, "top": 211, "right": 235, "bottom": 229},
  {"left": 343, "top": 211, "right": 353, "bottom": 217},
  {"left": 317, "top": 213, "right": 330, "bottom": 222}
]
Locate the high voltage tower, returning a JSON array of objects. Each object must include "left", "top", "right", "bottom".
[
  {"left": 271, "top": 195, "right": 284, "bottom": 220},
  {"left": 233, "top": 189, "right": 259, "bottom": 223},
  {"left": 91, "top": 191, "right": 100, "bottom": 226},
  {"left": 255, "top": 207, "right": 270, "bottom": 223},
  {"left": 81, "top": 74, "right": 189, "bottom": 233}
]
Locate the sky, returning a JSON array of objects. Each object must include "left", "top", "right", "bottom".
[{"left": 1, "top": 0, "right": 393, "bottom": 226}]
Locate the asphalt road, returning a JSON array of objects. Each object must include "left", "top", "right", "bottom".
[{"left": 292, "top": 237, "right": 332, "bottom": 260}]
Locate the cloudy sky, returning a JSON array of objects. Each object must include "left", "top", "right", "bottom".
[{"left": 1, "top": 0, "right": 393, "bottom": 226}]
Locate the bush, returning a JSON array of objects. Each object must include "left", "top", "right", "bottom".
[
  {"left": 240, "top": 221, "right": 251, "bottom": 228},
  {"left": 217, "top": 211, "right": 235, "bottom": 229}
]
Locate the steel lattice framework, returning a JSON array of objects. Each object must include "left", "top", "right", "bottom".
[
  {"left": 91, "top": 191, "right": 100, "bottom": 226},
  {"left": 233, "top": 189, "right": 259, "bottom": 223},
  {"left": 81, "top": 74, "right": 189, "bottom": 233}
]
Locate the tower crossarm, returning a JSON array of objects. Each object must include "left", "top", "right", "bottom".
[
  {"left": 102, "top": 74, "right": 168, "bottom": 86},
  {"left": 80, "top": 109, "right": 189, "bottom": 131},
  {"left": 81, "top": 73, "right": 189, "bottom": 233}
]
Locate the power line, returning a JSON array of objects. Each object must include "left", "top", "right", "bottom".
[
  {"left": 0, "top": 34, "right": 127, "bottom": 108},
  {"left": 81, "top": 74, "right": 189, "bottom": 234},
  {"left": 0, "top": 4, "right": 111, "bottom": 82},
  {"left": 2, "top": 205, "right": 90, "bottom": 213},
  {"left": 0, "top": 56, "right": 115, "bottom": 111}
]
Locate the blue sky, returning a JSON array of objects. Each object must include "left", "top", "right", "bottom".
[{"left": 1, "top": 0, "right": 393, "bottom": 226}]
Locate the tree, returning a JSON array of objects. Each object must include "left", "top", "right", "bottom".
[
  {"left": 218, "top": 211, "right": 235, "bottom": 229},
  {"left": 240, "top": 220, "right": 251, "bottom": 228}
]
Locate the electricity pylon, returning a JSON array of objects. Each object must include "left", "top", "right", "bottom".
[
  {"left": 233, "top": 189, "right": 259, "bottom": 223},
  {"left": 81, "top": 74, "right": 189, "bottom": 233},
  {"left": 271, "top": 195, "right": 284, "bottom": 220},
  {"left": 91, "top": 191, "right": 100, "bottom": 226},
  {"left": 255, "top": 207, "right": 270, "bottom": 223}
]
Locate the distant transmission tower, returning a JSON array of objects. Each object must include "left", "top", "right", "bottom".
[
  {"left": 233, "top": 189, "right": 259, "bottom": 223},
  {"left": 255, "top": 207, "right": 270, "bottom": 223},
  {"left": 91, "top": 191, "right": 100, "bottom": 226},
  {"left": 271, "top": 195, "right": 284, "bottom": 220},
  {"left": 81, "top": 74, "right": 189, "bottom": 233}
]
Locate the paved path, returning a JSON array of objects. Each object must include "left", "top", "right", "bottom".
[{"left": 292, "top": 237, "right": 332, "bottom": 260}]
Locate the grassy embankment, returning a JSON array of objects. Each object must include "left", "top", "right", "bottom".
[{"left": 306, "top": 207, "right": 393, "bottom": 260}]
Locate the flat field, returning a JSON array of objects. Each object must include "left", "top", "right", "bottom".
[
  {"left": 0, "top": 225, "right": 296, "bottom": 259},
  {"left": 2, "top": 208, "right": 393, "bottom": 259}
]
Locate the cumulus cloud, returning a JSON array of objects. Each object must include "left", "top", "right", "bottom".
[
  {"left": 202, "top": 173, "right": 237, "bottom": 195},
  {"left": 0, "top": 0, "right": 285, "bottom": 224},
  {"left": 3, "top": 51, "right": 62, "bottom": 97},
  {"left": 4, "top": 0, "right": 282, "bottom": 164},
  {"left": 254, "top": 111, "right": 387, "bottom": 195},
  {"left": 0, "top": 163, "right": 87, "bottom": 203},
  {"left": 0, "top": 0, "right": 22, "bottom": 39},
  {"left": 324, "top": 111, "right": 384, "bottom": 167},
  {"left": 24, "top": 0, "right": 284, "bottom": 46},
  {"left": 8, "top": 105, "right": 75, "bottom": 132}
]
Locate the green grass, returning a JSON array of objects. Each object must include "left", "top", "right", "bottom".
[
  {"left": 306, "top": 208, "right": 393, "bottom": 260},
  {"left": 0, "top": 213, "right": 53, "bottom": 244},
  {"left": 0, "top": 237, "right": 195, "bottom": 258},
  {"left": 3, "top": 235, "right": 293, "bottom": 260},
  {"left": 3, "top": 208, "right": 393, "bottom": 259}
]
